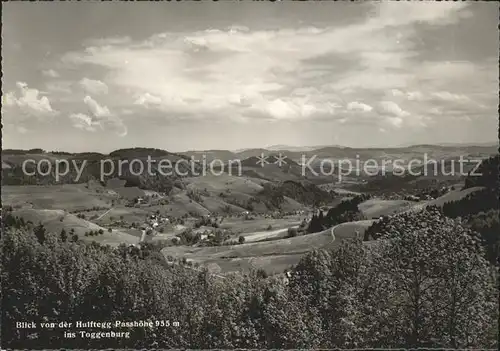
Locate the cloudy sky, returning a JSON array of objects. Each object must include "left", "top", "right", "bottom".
[{"left": 2, "top": 1, "right": 498, "bottom": 152}]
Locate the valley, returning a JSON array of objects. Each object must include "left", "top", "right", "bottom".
[{"left": 2, "top": 144, "right": 496, "bottom": 275}]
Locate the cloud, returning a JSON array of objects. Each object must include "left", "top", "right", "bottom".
[
  {"left": 347, "top": 101, "right": 373, "bottom": 112},
  {"left": 246, "top": 96, "right": 341, "bottom": 122},
  {"left": 45, "top": 81, "right": 73, "bottom": 94},
  {"left": 70, "top": 113, "right": 102, "bottom": 132},
  {"left": 84, "top": 95, "right": 111, "bottom": 117},
  {"left": 3, "top": 82, "right": 57, "bottom": 117},
  {"left": 373, "top": 1, "right": 470, "bottom": 27},
  {"left": 84, "top": 36, "right": 132, "bottom": 46},
  {"left": 391, "top": 89, "right": 424, "bottom": 101},
  {"left": 387, "top": 87, "right": 483, "bottom": 126},
  {"left": 61, "top": 24, "right": 401, "bottom": 121},
  {"left": 48, "top": 1, "right": 492, "bottom": 137},
  {"left": 386, "top": 117, "right": 403, "bottom": 128},
  {"left": 80, "top": 78, "right": 109, "bottom": 95},
  {"left": 72, "top": 96, "right": 127, "bottom": 136},
  {"left": 42, "top": 69, "right": 60, "bottom": 78},
  {"left": 380, "top": 101, "right": 410, "bottom": 118},
  {"left": 134, "top": 93, "right": 162, "bottom": 106},
  {"left": 430, "top": 91, "right": 470, "bottom": 102},
  {"left": 17, "top": 126, "right": 29, "bottom": 134}
]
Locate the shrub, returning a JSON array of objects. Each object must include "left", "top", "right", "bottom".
[{"left": 287, "top": 227, "right": 298, "bottom": 238}]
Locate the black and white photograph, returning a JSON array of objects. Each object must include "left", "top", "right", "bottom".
[{"left": 1, "top": 1, "right": 499, "bottom": 349}]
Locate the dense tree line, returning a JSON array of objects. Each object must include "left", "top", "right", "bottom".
[
  {"left": 365, "top": 205, "right": 499, "bottom": 265},
  {"left": 108, "top": 147, "right": 184, "bottom": 159},
  {"left": 2, "top": 148, "right": 46, "bottom": 154},
  {"left": 2, "top": 147, "right": 203, "bottom": 193},
  {"left": 2, "top": 158, "right": 179, "bottom": 193},
  {"left": 464, "top": 154, "right": 499, "bottom": 189},
  {"left": 442, "top": 155, "right": 499, "bottom": 263},
  {"left": 307, "top": 195, "right": 369, "bottom": 233},
  {"left": 442, "top": 188, "right": 498, "bottom": 218},
  {"left": 367, "top": 155, "right": 499, "bottom": 264},
  {"left": 467, "top": 209, "right": 500, "bottom": 264},
  {"left": 440, "top": 188, "right": 499, "bottom": 264},
  {"left": 1, "top": 207, "right": 497, "bottom": 349},
  {"left": 443, "top": 154, "right": 499, "bottom": 217},
  {"left": 256, "top": 180, "right": 333, "bottom": 210}
]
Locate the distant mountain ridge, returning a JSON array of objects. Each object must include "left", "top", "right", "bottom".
[
  {"left": 3, "top": 144, "right": 497, "bottom": 167},
  {"left": 3, "top": 143, "right": 497, "bottom": 158},
  {"left": 264, "top": 144, "right": 339, "bottom": 152}
]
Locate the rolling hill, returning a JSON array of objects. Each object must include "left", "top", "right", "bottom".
[{"left": 9, "top": 208, "right": 139, "bottom": 247}]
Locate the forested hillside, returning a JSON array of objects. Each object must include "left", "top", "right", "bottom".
[
  {"left": 2, "top": 208, "right": 496, "bottom": 349},
  {"left": 365, "top": 155, "right": 499, "bottom": 264},
  {"left": 308, "top": 195, "right": 369, "bottom": 233},
  {"left": 1, "top": 148, "right": 198, "bottom": 193}
]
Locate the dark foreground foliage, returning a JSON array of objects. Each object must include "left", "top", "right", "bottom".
[
  {"left": 1, "top": 207, "right": 497, "bottom": 349},
  {"left": 366, "top": 155, "right": 500, "bottom": 264}
]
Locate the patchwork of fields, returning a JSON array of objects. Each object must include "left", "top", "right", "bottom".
[{"left": 2, "top": 161, "right": 489, "bottom": 275}]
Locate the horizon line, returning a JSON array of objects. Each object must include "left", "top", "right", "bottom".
[{"left": 2, "top": 141, "right": 498, "bottom": 155}]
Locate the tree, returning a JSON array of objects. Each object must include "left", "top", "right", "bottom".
[
  {"left": 1, "top": 208, "right": 496, "bottom": 350},
  {"left": 238, "top": 235, "right": 245, "bottom": 244},
  {"left": 362, "top": 209, "right": 497, "bottom": 348},
  {"left": 290, "top": 241, "right": 366, "bottom": 348},
  {"left": 287, "top": 227, "right": 298, "bottom": 237},
  {"left": 60, "top": 229, "right": 68, "bottom": 242},
  {"left": 34, "top": 223, "right": 46, "bottom": 244},
  {"left": 307, "top": 214, "right": 322, "bottom": 233}
]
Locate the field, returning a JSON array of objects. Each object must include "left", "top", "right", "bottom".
[
  {"left": 219, "top": 216, "right": 303, "bottom": 234},
  {"left": 3, "top": 180, "right": 479, "bottom": 274},
  {"left": 2, "top": 184, "right": 115, "bottom": 212},
  {"left": 331, "top": 219, "right": 376, "bottom": 238},
  {"left": 184, "top": 174, "right": 266, "bottom": 194},
  {"left": 161, "top": 219, "right": 369, "bottom": 275},
  {"left": 3, "top": 148, "right": 494, "bottom": 278},
  {"left": 358, "top": 199, "right": 413, "bottom": 218},
  {"left": 10, "top": 208, "right": 139, "bottom": 247},
  {"left": 162, "top": 230, "right": 333, "bottom": 275},
  {"left": 426, "top": 186, "right": 484, "bottom": 207}
]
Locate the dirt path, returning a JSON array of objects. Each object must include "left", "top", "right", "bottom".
[
  {"left": 140, "top": 230, "right": 147, "bottom": 243},
  {"left": 330, "top": 226, "right": 336, "bottom": 242},
  {"left": 96, "top": 207, "right": 113, "bottom": 220}
]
